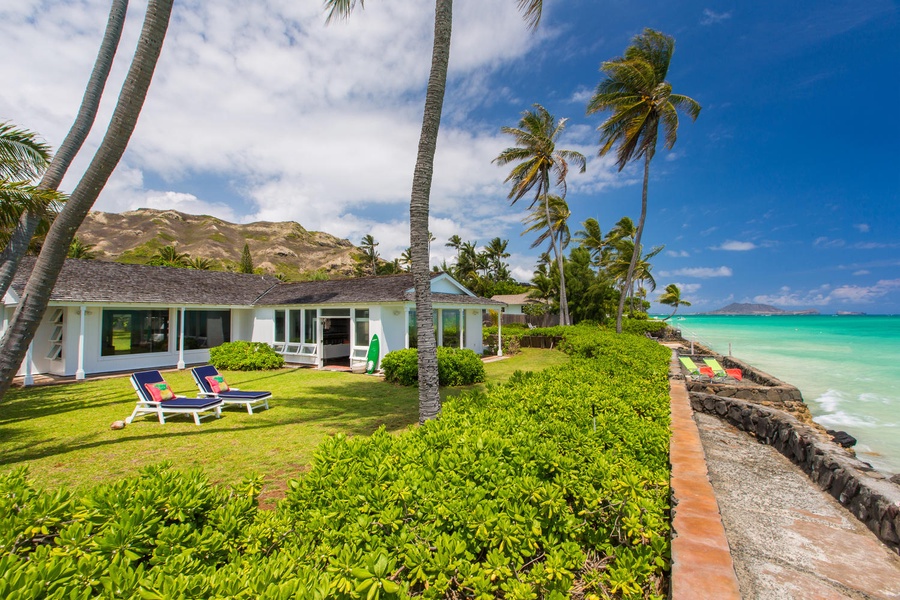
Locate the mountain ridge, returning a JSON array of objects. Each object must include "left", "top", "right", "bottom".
[
  {"left": 702, "top": 302, "right": 819, "bottom": 316},
  {"left": 75, "top": 208, "right": 358, "bottom": 279}
]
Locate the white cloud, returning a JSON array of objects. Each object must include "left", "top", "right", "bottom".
[
  {"left": 854, "top": 223, "right": 870, "bottom": 233},
  {"left": 853, "top": 270, "right": 870, "bottom": 276},
  {"left": 814, "top": 237, "right": 845, "bottom": 248},
  {"left": 753, "top": 285, "right": 832, "bottom": 307},
  {"left": 714, "top": 240, "right": 757, "bottom": 251},
  {"left": 829, "top": 279, "right": 900, "bottom": 304},
  {"left": 700, "top": 9, "right": 733, "bottom": 26},
  {"left": 660, "top": 266, "right": 733, "bottom": 278},
  {"left": 666, "top": 250, "right": 690, "bottom": 257}
]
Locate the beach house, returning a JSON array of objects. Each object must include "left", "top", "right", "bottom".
[{"left": 2, "top": 258, "right": 503, "bottom": 382}]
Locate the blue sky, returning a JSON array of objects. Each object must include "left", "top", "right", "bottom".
[{"left": 2, "top": 0, "right": 898, "bottom": 313}]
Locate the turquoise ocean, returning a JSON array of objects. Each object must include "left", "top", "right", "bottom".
[{"left": 671, "top": 315, "right": 900, "bottom": 474}]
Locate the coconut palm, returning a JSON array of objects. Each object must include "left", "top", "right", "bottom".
[
  {"left": 0, "top": 124, "right": 65, "bottom": 249},
  {"left": 0, "top": 0, "right": 128, "bottom": 302},
  {"left": 358, "top": 234, "right": 379, "bottom": 276},
  {"left": 494, "top": 105, "right": 585, "bottom": 326},
  {"left": 150, "top": 245, "right": 189, "bottom": 268},
  {"left": 326, "top": 0, "right": 544, "bottom": 423},
  {"left": 187, "top": 256, "right": 214, "bottom": 270},
  {"left": 587, "top": 28, "right": 700, "bottom": 333},
  {"left": 523, "top": 194, "right": 571, "bottom": 255},
  {"left": 68, "top": 237, "right": 97, "bottom": 260},
  {"left": 574, "top": 217, "right": 604, "bottom": 275},
  {"left": 659, "top": 283, "right": 691, "bottom": 320},
  {"left": 0, "top": 0, "right": 174, "bottom": 401}
]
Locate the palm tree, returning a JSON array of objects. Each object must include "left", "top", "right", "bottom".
[
  {"left": 587, "top": 28, "right": 700, "bottom": 333},
  {"left": 494, "top": 104, "right": 585, "bottom": 326},
  {"left": 523, "top": 194, "right": 571, "bottom": 255},
  {"left": 68, "top": 237, "right": 97, "bottom": 259},
  {"left": 187, "top": 256, "right": 214, "bottom": 270},
  {"left": 359, "top": 234, "right": 379, "bottom": 276},
  {"left": 0, "top": 0, "right": 174, "bottom": 401},
  {"left": 0, "top": 0, "right": 128, "bottom": 302},
  {"left": 574, "top": 217, "right": 604, "bottom": 275},
  {"left": 0, "top": 124, "right": 65, "bottom": 249},
  {"left": 150, "top": 245, "right": 189, "bottom": 268},
  {"left": 659, "top": 283, "right": 691, "bottom": 320},
  {"left": 483, "top": 237, "right": 510, "bottom": 278},
  {"left": 326, "top": 0, "right": 544, "bottom": 423}
]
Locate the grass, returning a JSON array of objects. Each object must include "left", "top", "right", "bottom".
[{"left": 0, "top": 348, "right": 568, "bottom": 503}]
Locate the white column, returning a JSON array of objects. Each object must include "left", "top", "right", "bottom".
[
  {"left": 177, "top": 307, "right": 186, "bottom": 369},
  {"left": 316, "top": 312, "right": 324, "bottom": 368},
  {"left": 76, "top": 305, "right": 86, "bottom": 380},
  {"left": 24, "top": 341, "right": 34, "bottom": 386},
  {"left": 497, "top": 308, "right": 503, "bottom": 357}
]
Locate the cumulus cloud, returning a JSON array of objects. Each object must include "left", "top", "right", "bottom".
[
  {"left": 714, "top": 240, "right": 756, "bottom": 251},
  {"left": 660, "top": 266, "right": 733, "bottom": 278},
  {"left": 0, "top": 0, "right": 558, "bottom": 252},
  {"left": 700, "top": 9, "right": 733, "bottom": 25},
  {"left": 666, "top": 250, "right": 690, "bottom": 258},
  {"left": 753, "top": 285, "right": 832, "bottom": 307},
  {"left": 854, "top": 223, "right": 870, "bottom": 233},
  {"left": 829, "top": 279, "right": 900, "bottom": 304}
]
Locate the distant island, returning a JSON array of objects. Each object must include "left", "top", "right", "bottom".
[{"left": 701, "top": 303, "right": 820, "bottom": 316}]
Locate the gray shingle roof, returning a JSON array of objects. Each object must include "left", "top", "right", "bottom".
[
  {"left": 10, "top": 257, "right": 280, "bottom": 306},
  {"left": 8, "top": 259, "right": 503, "bottom": 307},
  {"left": 256, "top": 272, "right": 503, "bottom": 306}
]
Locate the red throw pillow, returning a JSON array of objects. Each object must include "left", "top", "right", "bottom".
[
  {"left": 144, "top": 382, "right": 175, "bottom": 402},
  {"left": 205, "top": 375, "right": 229, "bottom": 393}
]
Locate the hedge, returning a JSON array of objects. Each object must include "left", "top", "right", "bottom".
[
  {"left": 209, "top": 341, "right": 285, "bottom": 371},
  {"left": 382, "top": 347, "right": 486, "bottom": 387},
  {"left": 1, "top": 328, "right": 672, "bottom": 599}
]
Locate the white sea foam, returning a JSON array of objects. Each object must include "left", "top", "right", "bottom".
[
  {"left": 814, "top": 411, "right": 878, "bottom": 428},
  {"left": 813, "top": 389, "right": 844, "bottom": 413}
]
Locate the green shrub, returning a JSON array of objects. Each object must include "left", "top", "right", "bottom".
[
  {"left": 382, "top": 347, "right": 486, "bottom": 386},
  {"left": 2, "top": 330, "right": 672, "bottom": 599},
  {"left": 621, "top": 318, "right": 668, "bottom": 336},
  {"left": 209, "top": 341, "right": 284, "bottom": 371}
]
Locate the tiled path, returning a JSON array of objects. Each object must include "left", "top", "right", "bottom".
[{"left": 668, "top": 347, "right": 900, "bottom": 599}]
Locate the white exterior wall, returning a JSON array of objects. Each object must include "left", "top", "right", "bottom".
[
  {"left": 251, "top": 308, "right": 276, "bottom": 343},
  {"left": 379, "top": 305, "right": 407, "bottom": 358}
]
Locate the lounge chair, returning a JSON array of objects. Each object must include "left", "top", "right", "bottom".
[
  {"left": 128, "top": 370, "right": 223, "bottom": 425},
  {"left": 190, "top": 365, "right": 271, "bottom": 414},
  {"left": 678, "top": 356, "right": 715, "bottom": 379},
  {"left": 703, "top": 358, "right": 743, "bottom": 381}
]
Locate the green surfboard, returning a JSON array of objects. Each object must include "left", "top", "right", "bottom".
[{"left": 365, "top": 334, "right": 380, "bottom": 374}]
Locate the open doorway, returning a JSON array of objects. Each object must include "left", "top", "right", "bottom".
[{"left": 321, "top": 317, "right": 351, "bottom": 367}]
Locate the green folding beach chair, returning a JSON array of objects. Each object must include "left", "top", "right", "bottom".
[
  {"left": 679, "top": 356, "right": 714, "bottom": 380},
  {"left": 703, "top": 358, "right": 743, "bottom": 381}
]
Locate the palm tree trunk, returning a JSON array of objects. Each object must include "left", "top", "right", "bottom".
[
  {"left": 411, "top": 0, "right": 452, "bottom": 424},
  {"left": 0, "top": 0, "right": 129, "bottom": 301},
  {"left": 0, "top": 0, "right": 172, "bottom": 401},
  {"left": 544, "top": 190, "right": 569, "bottom": 326},
  {"left": 616, "top": 152, "right": 651, "bottom": 333}
]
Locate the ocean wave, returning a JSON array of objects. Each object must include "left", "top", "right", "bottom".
[
  {"left": 812, "top": 389, "right": 844, "bottom": 413},
  {"left": 815, "top": 411, "right": 878, "bottom": 428}
]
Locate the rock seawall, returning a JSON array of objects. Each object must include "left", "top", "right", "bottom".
[{"left": 691, "top": 392, "right": 900, "bottom": 554}]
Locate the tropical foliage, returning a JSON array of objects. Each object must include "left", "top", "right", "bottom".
[
  {"left": 209, "top": 341, "right": 285, "bottom": 371},
  {"left": 587, "top": 28, "right": 700, "bottom": 333},
  {"left": 0, "top": 328, "right": 671, "bottom": 599},
  {"left": 495, "top": 104, "right": 586, "bottom": 326},
  {"left": 67, "top": 237, "right": 97, "bottom": 259},
  {"left": 658, "top": 283, "right": 691, "bottom": 320},
  {"left": 382, "top": 347, "right": 486, "bottom": 387}
]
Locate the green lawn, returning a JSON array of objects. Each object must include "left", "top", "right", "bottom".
[{"left": 0, "top": 348, "right": 568, "bottom": 504}]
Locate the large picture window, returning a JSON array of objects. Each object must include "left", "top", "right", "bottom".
[
  {"left": 102, "top": 309, "right": 169, "bottom": 356},
  {"left": 274, "top": 310, "right": 285, "bottom": 343},
  {"left": 178, "top": 310, "right": 231, "bottom": 349}
]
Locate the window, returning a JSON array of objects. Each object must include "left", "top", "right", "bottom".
[
  {"left": 304, "top": 309, "right": 318, "bottom": 343},
  {"left": 178, "top": 310, "right": 231, "bottom": 349},
  {"left": 274, "top": 310, "right": 285, "bottom": 343},
  {"left": 354, "top": 309, "right": 369, "bottom": 347},
  {"left": 408, "top": 310, "right": 417, "bottom": 349},
  {"left": 102, "top": 309, "right": 169, "bottom": 356},
  {"left": 289, "top": 310, "right": 303, "bottom": 343}
]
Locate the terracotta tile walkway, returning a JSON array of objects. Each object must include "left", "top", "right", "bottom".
[{"left": 667, "top": 348, "right": 742, "bottom": 599}]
